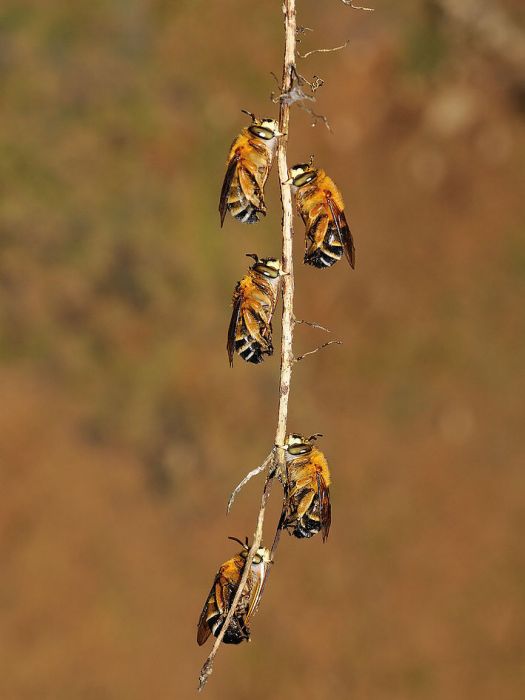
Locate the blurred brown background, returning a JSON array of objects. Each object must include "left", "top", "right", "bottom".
[{"left": 1, "top": 0, "right": 524, "bottom": 698}]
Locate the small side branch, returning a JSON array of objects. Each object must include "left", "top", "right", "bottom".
[
  {"left": 341, "top": 0, "right": 375, "bottom": 11},
  {"left": 295, "top": 340, "right": 342, "bottom": 362},
  {"left": 227, "top": 453, "right": 273, "bottom": 513},
  {"left": 294, "top": 317, "right": 333, "bottom": 333},
  {"left": 298, "top": 40, "right": 349, "bottom": 60}
]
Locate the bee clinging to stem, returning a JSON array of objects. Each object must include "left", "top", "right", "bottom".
[
  {"left": 227, "top": 254, "right": 281, "bottom": 366},
  {"left": 279, "top": 433, "right": 332, "bottom": 542},
  {"left": 288, "top": 158, "right": 355, "bottom": 269},
  {"left": 197, "top": 537, "right": 271, "bottom": 646},
  {"left": 219, "top": 110, "right": 282, "bottom": 226}
]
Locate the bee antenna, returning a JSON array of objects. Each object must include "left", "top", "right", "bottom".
[
  {"left": 246, "top": 253, "right": 259, "bottom": 263},
  {"left": 241, "top": 109, "right": 256, "bottom": 122},
  {"left": 228, "top": 536, "right": 247, "bottom": 549},
  {"left": 308, "top": 433, "right": 323, "bottom": 442}
]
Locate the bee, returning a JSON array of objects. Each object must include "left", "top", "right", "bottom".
[
  {"left": 279, "top": 433, "right": 332, "bottom": 542},
  {"left": 219, "top": 111, "right": 281, "bottom": 227},
  {"left": 197, "top": 537, "right": 271, "bottom": 646},
  {"left": 289, "top": 160, "right": 355, "bottom": 270},
  {"left": 227, "top": 254, "right": 281, "bottom": 366}
]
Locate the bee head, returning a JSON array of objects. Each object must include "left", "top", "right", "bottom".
[
  {"left": 252, "top": 547, "right": 271, "bottom": 565},
  {"left": 286, "top": 433, "right": 311, "bottom": 456},
  {"left": 289, "top": 159, "right": 318, "bottom": 187},
  {"left": 229, "top": 537, "right": 270, "bottom": 565},
  {"left": 247, "top": 253, "right": 281, "bottom": 279},
  {"left": 242, "top": 110, "right": 281, "bottom": 140}
]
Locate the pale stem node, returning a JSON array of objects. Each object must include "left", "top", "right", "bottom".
[{"left": 271, "top": 67, "right": 332, "bottom": 131}]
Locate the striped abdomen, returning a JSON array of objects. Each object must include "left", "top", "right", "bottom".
[
  {"left": 226, "top": 168, "right": 265, "bottom": 224},
  {"left": 304, "top": 213, "right": 345, "bottom": 268},
  {"left": 284, "top": 487, "right": 323, "bottom": 538},
  {"left": 235, "top": 334, "right": 273, "bottom": 364}
]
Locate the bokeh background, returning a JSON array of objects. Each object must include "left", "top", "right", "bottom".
[{"left": 1, "top": 0, "right": 524, "bottom": 698}]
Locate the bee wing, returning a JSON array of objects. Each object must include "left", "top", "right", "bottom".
[
  {"left": 219, "top": 154, "right": 240, "bottom": 227},
  {"left": 227, "top": 289, "right": 242, "bottom": 367},
  {"left": 246, "top": 560, "right": 269, "bottom": 621},
  {"left": 197, "top": 580, "right": 216, "bottom": 646},
  {"left": 316, "top": 471, "right": 332, "bottom": 543},
  {"left": 327, "top": 196, "right": 355, "bottom": 269}
]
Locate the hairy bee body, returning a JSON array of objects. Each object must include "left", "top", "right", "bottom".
[
  {"left": 281, "top": 434, "right": 332, "bottom": 542},
  {"left": 197, "top": 544, "right": 270, "bottom": 646},
  {"left": 290, "top": 164, "right": 355, "bottom": 269},
  {"left": 219, "top": 115, "right": 280, "bottom": 226},
  {"left": 227, "top": 256, "right": 281, "bottom": 366}
]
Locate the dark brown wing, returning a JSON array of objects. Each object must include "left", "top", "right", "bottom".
[
  {"left": 219, "top": 153, "right": 240, "bottom": 227},
  {"left": 327, "top": 196, "right": 355, "bottom": 269},
  {"left": 316, "top": 472, "right": 332, "bottom": 543},
  {"left": 197, "top": 582, "right": 215, "bottom": 646},
  {"left": 227, "top": 288, "right": 242, "bottom": 367}
]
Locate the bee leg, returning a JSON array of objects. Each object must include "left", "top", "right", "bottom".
[
  {"left": 243, "top": 309, "right": 271, "bottom": 351},
  {"left": 296, "top": 489, "right": 315, "bottom": 519}
]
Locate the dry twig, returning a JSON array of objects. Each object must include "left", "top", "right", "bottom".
[
  {"left": 341, "top": 0, "right": 375, "bottom": 11},
  {"left": 296, "top": 340, "right": 343, "bottom": 363},
  {"left": 294, "top": 317, "right": 333, "bottom": 333},
  {"left": 299, "top": 40, "right": 349, "bottom": 60},
  {"left": 226, "top": 453, "right": 274, "bottom": 513},
  {"left": 197, "top": 0, "right": 298, "bottom": 690}
]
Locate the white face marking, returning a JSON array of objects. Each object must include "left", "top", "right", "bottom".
[
  {"left": 290, "top": 166, "right": 307, "bottom": 178},
  {"left": 287, "top": 435, "right": 303, "bottom": 448},
  {"left": 261, "top": 119, "right": 278, "bottom": 134}
]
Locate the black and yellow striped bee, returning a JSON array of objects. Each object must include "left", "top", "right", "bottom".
[
  {"left": 289, "top": 161, "right": 355, "bottom": 269},
  {"left": 219, "top": 111, "right": 281, "bottom": 226},
  {"left": 197, "top": 538, "right": 271, "bottom": 646},
  {"left": 280, "top": 433, "right": 332, "bottom": 542},
  {"left": 227, "top": 254, "right": 281, "bottom": 366}
]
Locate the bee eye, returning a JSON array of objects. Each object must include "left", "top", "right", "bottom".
[
  {"left": 292, "top": 171, "right": 317, "bottom": 187},
  {"left": 249, "top": 125, "right": 274, "bottom": 140},
  {"left": 252, "top": 555, "right": 261, "bottom": 564},
  {"left": 288, "top": 444, "right": 312, "bottom": 456},
  {"left": 240, "top": 549, "right": 248, "bottom": 558},
  {"left": 254, "top": 264, "right": 279, "bottom": 279}
]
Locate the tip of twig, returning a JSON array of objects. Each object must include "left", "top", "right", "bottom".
[{"left": 198, "top": 661, "right": 212, "bottom": 692}]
